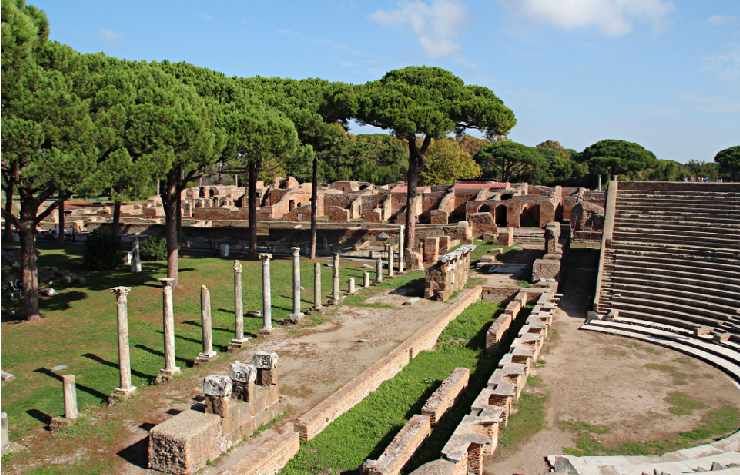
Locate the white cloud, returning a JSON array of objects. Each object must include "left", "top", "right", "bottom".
[
  {"left": 708, "top": 15, "right": 737, "bottom": 26},
  {"left": 501, "top": 0, "right": 673, "bottom": 36},
  {"left": 98, "top": 28, "right": 122, "bottom": 46},
  {"left": 370, "top": 0, "right": 467, "bottom": 57}
]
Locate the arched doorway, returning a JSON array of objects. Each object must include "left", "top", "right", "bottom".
[
  {"left": 495, "top": 205, "right": 507, "bottom": 226},
  {"left": 520, "top": 204, "right": 540, "bottom": 227},
  {"left": 479, "top": 203, "right": 491, "bottom": 213}
]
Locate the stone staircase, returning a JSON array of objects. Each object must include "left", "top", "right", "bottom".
[{"left": 595, "top": 183, "right": 740, "bottom": 341}]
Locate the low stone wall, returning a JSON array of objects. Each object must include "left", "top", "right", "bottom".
[
  {"left": 421, "top": 368, "right": 470, "bottom": 425},
  {"left": 362, "top": 415, "right": 432, "bottom": 475},
  {"left": 294, "top": 287, "right": 483, "bottom": 442},
  {"left": 412, "top": 289, "right": 560, "bottom": 475},
  {"left": 424, "top": 244, "right": 476, "bottom": 301}
]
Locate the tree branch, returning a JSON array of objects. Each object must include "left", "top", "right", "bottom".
[
  {"left": 34, "top": 199, "right": 61, "bottom": 225},
  {"left": 1, "top": 208, "right": 20, "bottom": 229}
]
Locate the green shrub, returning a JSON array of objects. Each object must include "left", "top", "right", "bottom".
[
  {"left": 83, "top": 229, "right": 121, "bottom": 270},
  {"left": 139, "top": 236, "right": 167, "bottom": 261}
]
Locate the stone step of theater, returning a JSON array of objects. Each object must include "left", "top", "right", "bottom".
[{"left": 595, "top": 181, "right": 740, "bottom": 342}]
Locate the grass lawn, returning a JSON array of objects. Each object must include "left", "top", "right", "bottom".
[
  {"left": 280, "top": 300, "right": 510, "bottom": 474},
  {"left": 1, "top": 243, "right": 370, "bottom": 441}
]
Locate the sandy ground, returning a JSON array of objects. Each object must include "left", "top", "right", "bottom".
[{"left": 485, "top": 249, "right": 740, "bottom": 475}]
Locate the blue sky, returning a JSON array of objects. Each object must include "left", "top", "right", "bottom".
[{"left": 32, "top": 0, "right": 740, "bottom": 163}]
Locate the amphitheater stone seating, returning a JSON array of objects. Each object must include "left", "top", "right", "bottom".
[{"left": 595, "top": 182, "right": 740, "bottom": 342}]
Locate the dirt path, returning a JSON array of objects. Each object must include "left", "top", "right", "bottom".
[{"left": 485, "top": 248, "right": 740, "bottom": 475}]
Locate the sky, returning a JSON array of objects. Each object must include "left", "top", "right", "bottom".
[{"left": 31, "top": 0, "right": 740, "bottom": 163}]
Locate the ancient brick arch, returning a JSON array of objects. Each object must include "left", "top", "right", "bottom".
[
  {"left": 495, "top": 204, "right": 508, "bottom": 226},
  {"left": 520, "top": 204, "right": 540, "bottom": 227}
]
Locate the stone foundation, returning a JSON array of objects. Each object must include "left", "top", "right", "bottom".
[{"left": 424, "top": 244, "right": 475, "bottom": 301}]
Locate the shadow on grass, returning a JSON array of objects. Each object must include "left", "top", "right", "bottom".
[
  {"left": 389, "top": 277, "right": 425, "bottom": 298},
  {"left": 26, "top": 408, "right": 52, "bottom": 427},
  {"left": 82, "top": 353, "right": 156, "bottom": 383},
  {"left": 32, "top": 367, "right": 110, "bottom": 404},
  {"left": 134, "top": 344, "right": 193, "bottom": 368},
  {"left": 117, "top": 435, "right": 149, "bottom": 469}
]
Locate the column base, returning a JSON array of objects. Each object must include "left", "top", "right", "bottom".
[
  {"left": 49, "top": 416, "right": 76, "bottom": 432},
  {"left": 195, "top": 351, "right": 218, "bottom": 364},
  {"left": 259, "top": 327, "right": 272, "bottom": 335},
  {"left": 313, "top": 304, "right": 324, "bottom": 312},
  {"left": 228, "top": 338, "right": 249, "bottom": 351},
  {"left": 289, "top": 312, "right": 305, "bottom": 323},
  {"left": 109, "top": 386, "right": 137, "bottom": 403},
  {"left": 155, "top": 367, "right": 181, "bottom": 384}
]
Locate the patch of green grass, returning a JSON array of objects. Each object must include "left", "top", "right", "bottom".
[
  {"left": 280, "top": 300, "right": 501, "bottom": 475},
  {"left": 498, "top": 384, "right": 547, "bottom": 451},
  {"left": 342, "top": 271, "right": 425, "bottom": 308},
  {"left": 562, "top": 406, "right": 740, "bottom": 456},
  {"left": 1, "top": 244, "right": 370, "bottom": 441},
  {"left": 665, "top": 392, "right": 706, "bottom": 416}
]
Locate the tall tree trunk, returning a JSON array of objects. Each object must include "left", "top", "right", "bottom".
[
  {"left": 56, "top": 193, "right": 65, "bottom": 243},
  {"left": 4, "top": 162, "right": 18, "bottom": 241},
  {"left": 310, "top": 154, "right": 318, "bottom": 259},
  {"left": 248, "top": 161, "right": 260, "bottom": 257},
  {"left": 111, "top": 200, "right": 122, "bottom": 243},
  {"left": 175, "top": 187, "right": 182, "bottom": 241},
  {"left": 19, "top": 202, "right": 40, "bottom": 320},
  {"left": 162, "top": 173, "right": 179, "bottom": 284},
  {"left": 405, "top": 154, "right": 420, "bottom": 259}
]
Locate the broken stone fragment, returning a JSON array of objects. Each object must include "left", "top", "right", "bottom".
[
  {"left": 203, "top": 374, "right": 232, "bottom": 397},
  {"left": 253, "top": 351, "right": 279, "bottom": 369},
  {"left": 230, "top": 361, "right": 256, "bottom": 383}
]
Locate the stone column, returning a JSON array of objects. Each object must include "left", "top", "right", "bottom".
[
  {"left": 331, "top": 253, "right": 341, "bottom": 305},
  {"left": 376, "top": 258, "right": 384, "bottom": 283},
  {"left": 398, "top": 225, "right": 405, "bottom": 273},
  {"left": 1, "top": 412, "right": 7, "bottom": 452},
  {"left": 62, "top": 375, "right": 79, "bottom": 419},
  {"left": 388, "top": 244, "right": 395, "bottom": 278},
  {"left": 131, "top": 237, "right": 142, "bottom": 273},
  {"left": 348, "top": 278, "right": 356, "bottom": 294},
  {"left": 196, "top": 285, "right": 217, "bottom": 363},
  {"left": 231, "top": 261, "right": 248, "bottom": 348},
  {"left": 111, "top": 286, "right": 136, "bottom": 399},
  {"left": 289, "top": 247, "right": 304, "bottom": 322},
  {"left": 157, "top": 278, "right": 180, "bottom": 381},
  {"left": 230, "top": 361, "right": 256, "bottom": 402},
  {"left": 313, "top": 262, "right": 323, "bottom": 311},
  {"left": 363, "top": 271, "right": 370, "bottom": 288},
  {"left": 259, "top": 253, "right": 273, "bottom": 334}
]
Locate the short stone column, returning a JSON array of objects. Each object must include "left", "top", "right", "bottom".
[
  {"left": 289, "top": 247, "right": 304, "bottom": 322},
  {"left": 363, "top": 271, "right": 370, "bottom": 288},
  {"left": 196, "top": 285, "right": 217, "bottom": 364},
  {"left": 62, "top": 375, "right": 79, "bottom": 420},
  {"left": 131, "top": 238, "right": 142, "bottom": 273},
  {"left": 1, "top": 412, "right": 8, "bottom": 452},
  {"left": 50, "top": 375, "right": 78, "bottom": 430},
  {"left": 398, "top": 225, "right": 405, "bottom": 273},
  {"left": 230, "top": 361, "right": 256, "bottom": 402},
  {"left": 157, "top": 278, "right": 181, "bottom": 382},
  {"left": 259, "top": 253, "right": 273, "bottom": 334},
  {"left": 331, "top": 253, "right": 341, "bottom": 305},
  {"left": 111, "top": 286, "right": 136, "bottom": 400},
  {"left": 388, "top": 245, "right": 395, "bottom": 278},
  {"left": 313, "top": 262, "right": 323, "bottom": 311},
  {"left": 203, "top": 375, "right": 232, "bottom": 418},
  {"left": 253, "top": 351, "right": 279, "bottom": 386},
  {"left": 376, "top": 258, "right": 384, "bottom": 283},
  {"left": 231, "top": 261, "right": 249, "bottom": 349},
  {"left": 348, "top": 278, "right": 356, "bottom": 294}
]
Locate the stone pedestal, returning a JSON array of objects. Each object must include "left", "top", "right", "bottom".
[
  {"left": 254, "top": 351, "right": 279, "bottom": 386},
  {"left": 230, "top": 261, "right": 249, "bottom": 349},
  {"left": 363, "top": 271, "right": 370, "bottom": 288},
  {"left": 157, "top": 278, "right": 181, "bottom": 383},
  {"left": 1, "top": 412, "right": 7, "bottom": 453},
  {"left": 197, "top": 285, "right": 217, "bottom": 364},
  {"left": 230, "top": 361, "right": 256, "bottom": 402},
  {"left": 398, "top": 225, "right": 405, "bottom": 273},
  {"left": 289, "top": 247, "right": 305, "bottom": 322},
  {"left": 259, "top": 254, "right": 273, "bottom": 334},
  {"left": 313, "top": 262, "right": 323, "bottom": 311},
  {"left": 51, "top": 375, "right": 78, "bottom": 431},
  {"left": 203, "top": 375, "right": 232, "bottom": 418},
  {"left": 348, "top": 278, "right": 356, "bottom": 294},
  {"left": 111, "top": 287, "right": 136, "bottom": 400}
]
